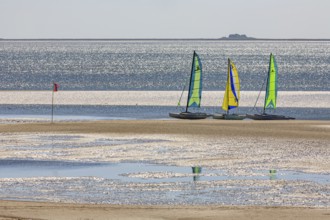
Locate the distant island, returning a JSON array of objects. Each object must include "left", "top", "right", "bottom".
[
  {"left": 220, "top": 34, "right": 256, "bottom": 40},
  {"left": 218, "top": 34, "right": 330, "bottom": 41}
]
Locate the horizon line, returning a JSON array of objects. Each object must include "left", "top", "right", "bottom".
[{"left": 1, "top": 37, "right": 330, "bottom": 41}]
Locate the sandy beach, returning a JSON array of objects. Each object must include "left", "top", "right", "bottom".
[
  {"left": 1, "top": 119, "right": 329, "bottom": 139},
  {"left": 0, "top": 120, "right": 329, "bottom": 219},
  {"left": 0, "top": 200, "right": 329, "bottom": 220}
]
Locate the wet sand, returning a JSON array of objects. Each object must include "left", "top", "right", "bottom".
[
  {"left": 0, "top": 120, "right": 329, "bottom": 219},
  {"left": 1, "top": 119, "right": 329, "bottom": 139}
]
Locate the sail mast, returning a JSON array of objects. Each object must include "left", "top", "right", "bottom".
[
  {"left": 263, "top": 54, "right": 272, "bottom": 114},
  {"left": 227, "top": 58, "right": 230, "bottom": 114},
  {"left": 185, "top": 51, "right": 196, "bottom": 112}
]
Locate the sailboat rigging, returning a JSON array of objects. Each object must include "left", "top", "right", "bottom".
[
  {"left": 213, "top": 58, "right": 245, "bottom": 120},
  {"left": 169, "top": 51, "right": 209, "bottom": 119},
  {"left": 247, "top": 54, "right": 294, "bottom": 120}
]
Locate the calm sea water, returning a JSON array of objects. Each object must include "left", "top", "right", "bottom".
[
  {"left": 0, "top": 104, "right": 329, "bottom": 120},
  {"left": 0, "top": 40, "right": 329, "bottom": 120},
  {"left": 0, "top": 40, "right": 329, "bottom": 91}
]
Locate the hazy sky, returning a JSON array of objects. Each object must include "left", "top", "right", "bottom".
[{"left": 1, "top": 0, "right": 330, "bottom": 39}]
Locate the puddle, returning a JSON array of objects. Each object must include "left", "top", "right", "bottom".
[{"left": 0, "top": 159, "right": 328, "bottom": 184}]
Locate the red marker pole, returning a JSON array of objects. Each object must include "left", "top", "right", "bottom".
[{"left": 51, "top": 82, "right": 59, "bottom": 123}]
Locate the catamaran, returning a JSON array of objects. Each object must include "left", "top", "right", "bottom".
[
  {"left": 169, "top": 51, "right": 209, "bottom": 119},
  {"left": 246, "top": 54, "right": 295, "bottom": 120},
  {"left": 213, "top": 58, "right": 245, "bottom": 120}
]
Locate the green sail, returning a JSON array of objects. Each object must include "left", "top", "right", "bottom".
[
  {"left": 264, "top": 54, "right": 278, "bottom": 110},
  {"left": 187, "top": 51, "right": 202, "bottom": 109}
]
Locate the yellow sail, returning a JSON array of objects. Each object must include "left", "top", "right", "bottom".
[{"left": 222, "top": 59, "right": 240, "bottom": 111}]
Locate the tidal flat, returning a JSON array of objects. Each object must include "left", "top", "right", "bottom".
[{"left": 0, "top": 120, "right": 329, "bottom": 207}]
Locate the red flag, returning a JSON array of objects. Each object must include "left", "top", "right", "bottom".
[{"left": 53, "top": 83, "right": 59, "bottom": 92}]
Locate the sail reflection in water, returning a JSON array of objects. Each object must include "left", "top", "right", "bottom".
[{"left": 192, "top": 166, "right": 202, "bottom": 181}]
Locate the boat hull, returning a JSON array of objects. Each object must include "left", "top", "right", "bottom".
[
  {"left": 246, "top": 114, "right": 295, "bottom": 120},
  {"left": 213, "top": 113, "right": 245, "bottom": 120},
  {"left": 212, "top": 113, "right": 225, "bottom": 119},
  {"left": 169, "top": 112, "right": 209, "bottom": 120}
]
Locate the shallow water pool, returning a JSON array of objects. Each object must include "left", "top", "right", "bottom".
[
  {"left": 0, "top": 159, "right": 329, "bottom": 206},
  {"left": 0, "top": 159, "right": 328, "bottom": 184}
]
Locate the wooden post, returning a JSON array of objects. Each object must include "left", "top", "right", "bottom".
[{"left": 51, "top": 83, "right": 54, "bottom": 123}]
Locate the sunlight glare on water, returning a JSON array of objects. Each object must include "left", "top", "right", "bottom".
[{"left": 0, "top": 40, "right": 329, "bottom": 91}]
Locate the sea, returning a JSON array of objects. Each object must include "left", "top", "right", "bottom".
[{"left": 0, "top": 40, "right": 329, "bottom": 120}]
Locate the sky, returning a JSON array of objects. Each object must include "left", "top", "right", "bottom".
[{"left": 1, "top": 0, "right": 330, "bottom": 39}]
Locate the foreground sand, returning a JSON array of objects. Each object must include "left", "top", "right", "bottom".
[
  {"left": 0, "top": 200, "right": 329, "bottom": 220},
  {"left": 0, "top": 120, "right": 329, "bottom": 219}
]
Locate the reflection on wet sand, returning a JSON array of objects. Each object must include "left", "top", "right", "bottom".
[{"left": 192, "top": 166, "right": 202, "bottom": 181}]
